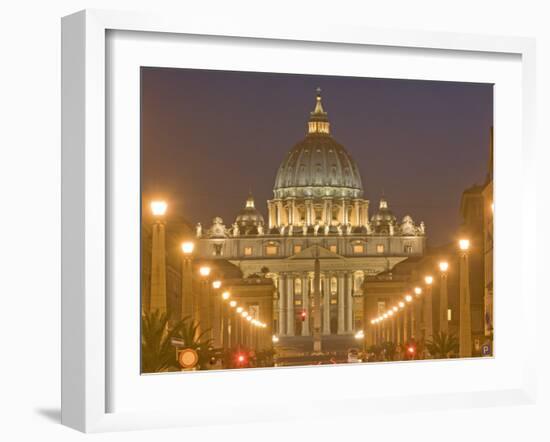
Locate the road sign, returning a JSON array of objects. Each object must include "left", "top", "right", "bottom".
[
  {"left": 178, "top": 348, "right": 199, "bottom": 369},
  {"left": 481, "top": 343, "right": 492, "bottom": 356}
]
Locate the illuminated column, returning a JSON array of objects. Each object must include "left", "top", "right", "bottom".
[
  {"left": 337, "top": 272, "right": 345, "bottom": 334},
  {"left": 439, "top": 262, "right": 449, "bottom": 334},
  {"left": 396, "top": 314, "right": 402, "bottom": 344},
  {"left": 268, "top": 201, "right": 276, "bottom": 228},
  {"left": 326, "top": 199, "right": 333, "bottom": 225},
  {"left": 181, "top": 241, "right": 195, "bottom": 320},
  {"left": 341, "top": 199, "right": 347, "bottom": 225},
  {"left": 276, "top": 200, "right": 283, "bottom": 227},
  {"left": 305, "top": 199, "right": 312, "bottom": 226},
  {"left": 150, "top": 201, "right": 167, "bottom": 315},
  {"left": 286, "top": 275, "right": 295, "bottom": 336},
  {"left": 322, "top": 273, "right": 331, "bottom": 335},
  {"left": 458, "top": 239, "right": 472, "bottom": 357},
  {"left": 403, "top": 306, "right": 409, "bottom": 343},
  {"left": 290, "top": 199, "right": 296, "bottom": 225},
  {"left": 301, "top": 274, "right": 310, "bottom": 336},
  {"left": 346, "top": 272, "right": 353, "bottom": 332},
  {"left": 353, "top": 200, "right": 360, "bottom": 226},
  {"left": 423, "top": 276, "right": 434, "bottom": 343},
  {"left": 278, "top": 273, "right": 287, "bottom": 336}
]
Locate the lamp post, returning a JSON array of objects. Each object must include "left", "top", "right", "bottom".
[
  {"left": 403, "top": 294, "right": 413, "bottom": 343},
  {"left": 423, "top": 276, "right": 434, "bottom": 344},
  {"left": 458, "top": 239, "right": 472, "bottom": 357},
  {"left": 439, "top": 261, "right": 449, "bottom": 334},
  {"left": 220, "top": 290, "right": 230, "bottom": 352},
  {"left": 181, "top": 241, "right": 194, "bottom": 321},
  {"left": 198, "top": 265, "right": 211, "bottom": 341},
  {"left": 150, "top": 201, "right": 167, "bottom": 315}
]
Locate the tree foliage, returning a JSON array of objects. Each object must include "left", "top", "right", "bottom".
[{"left": 425, "top": 332, "right": 459, "bottom": 359}]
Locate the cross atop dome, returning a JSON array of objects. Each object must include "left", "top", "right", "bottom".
[{"left": 308, "top": 88, "right": 330, "bottom": 135}]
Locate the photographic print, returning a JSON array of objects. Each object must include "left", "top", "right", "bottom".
[{"left": 140, "top": 68, "right": 493, "bottom": 373}]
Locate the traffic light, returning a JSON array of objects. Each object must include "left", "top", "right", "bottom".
[{"left": 300, "top": 310, "right": 307, "bottom": 321}]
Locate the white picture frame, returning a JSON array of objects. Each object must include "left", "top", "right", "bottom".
[{"left": 61, "top": 9, "right": 537, "bottom": 433}]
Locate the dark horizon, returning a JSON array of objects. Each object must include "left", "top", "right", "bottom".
[{"left": 141, "top": 68, "right": 493, "bottom": 247}]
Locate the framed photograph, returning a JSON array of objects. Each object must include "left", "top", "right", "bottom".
[{"left": 61, "top": 9, "right": 537, "bottom": 433}]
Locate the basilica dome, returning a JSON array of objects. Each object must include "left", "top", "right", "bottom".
[
  {"left": 235, "top": 193, "right": 265, "bottom": 233},
  {"left": 273, "top": 90, "right": 363, "bottom": 199},
  {"left": 371, "top": 198, "right": 397, "bottom": 233}
]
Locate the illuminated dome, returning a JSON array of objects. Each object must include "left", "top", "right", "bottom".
[
  {"left": 273, "top": 89, "right": 363, "bottom": 199},
  {"left": 371, "top": 198, "right": 397, "bottom": 233},
  {"left": 235, "top": 193, "right": 265, "bottom": 233}
]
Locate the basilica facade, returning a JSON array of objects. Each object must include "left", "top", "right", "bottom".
[{"left": 194, "top": 91, "right": 427, "bottom": 339}]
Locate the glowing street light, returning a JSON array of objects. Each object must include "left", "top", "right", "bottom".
[
  {"left": 241, "top": 311, "right": 248, "bottom": 318},
  {"left": 229, "top": 300, "right": 237, "bottom": 308},
  {"left": 272, "top": 335, "right": 279, "bottom": 343},
  {"left": 414, "top": 287, "right": 422, "bottom": 296},
  {"left": 439, "top": 261, "right": 449, "bottom": 272},
  {"left": 181, "top": 241, "right": 195, "bottom": 255},
  {"left": 199, "top": 266, "right": 211, "bottom": 277},
  {"left": 151, "top": 200, "right": 167, "bottom": 217},
  {"left": 405, "top": 294, "right": 413, "bottom": 303},
  {"left": 459, "top": 239, "right": 470, "bottom": 251},
  {"left": 212, "top": 280, "right": 222, "bottom": 289},
  {"left": 236, "top": 307, "right": 243, "bottom": 313},
  {"left": 424, "top": 275, "right": 433, "bottom": 285},
  {"left": 392, "top": 306, "right": 398, "bottom": 312},
  {"left": 398, "top": 301, "right": 405, "bottom": 308},
  {"left": 221, "top": 291, "right": 231, "bottom": 300}
]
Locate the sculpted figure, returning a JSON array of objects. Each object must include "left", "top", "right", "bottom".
[
  {"left": 337, "top": 224, "right": 343, "bottom": 236},
  {"left": 258, "top": 224, "right": 264, "bottom": 235},
  {"left": 346, "top": 223, "right": 352, "bottom": 235},
  {"left": 288, "top": 225, "right": 294, "bottom": 236},
  {"left": 232, "top": 222, "right": 240, "bottom": 237},
  {"left": 314, "top": 222, "right": 320, "bottom": 236},
  {"left": 324, "top": 224, "right": 330, "bottom": 236},
  {"left": 302, "top": 223, "right": 308, "bottom": 236},
  {"left": 196, "top": 222, "right": 202, "bottom": 238},
  {"left": 280, "top": 225, "right": 286, "bottom": 236}
]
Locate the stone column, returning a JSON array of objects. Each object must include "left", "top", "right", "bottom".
[
  {"left": 278, "top": 274, "right": 286, "bottom": 336},
  {"left": 341, "top": 199, "right": 347, "bottom": 225},
  {"left": 396, "top": 314, "right": 402, "bottom": 344},
  {"left": 459, "top": 250, "right": 472, "bottom": 357},
  {"left": 439, "top": 272, "right": 449, "bottom": 334},
  {"left": 290, "top": 199, "right": 296, "bottom": 225},
  {"left": 337, "top": 272, "right": 345, "bottom": 334},
  {"left": 423, "top": 285, "right": 434, "bottom": 343},
  {"left": 301, "top": 273, "right": 310, "bottom": 336},
  {"left": 305, "top": 199, "right": 312, "bottom": 226},
  {"left": 276, "top": 200, "right": 283, "bottom": 227},
  {"left": 322, "top": 273, "right": 331, "bottom": 335},
  {"left": 150, "top": 220, "right": 167, "bottom": 314},
  {"left": 326, "top": 200, "right": 333, "bottom": 225},
  {"left": 354, "top": 200, "right": 360, "bottom": 226},
  {"left": 346, "top": 272, "right": 353, "bottom": 332},
  {"left": 403, "top": 306, "right": 409, "bottom": 343},
  {"left": 268, "top": 201, "right": 275, "bottom": 228},
  {"left": 181, "top": 255, "right": 193, "bottom": 320},
  {"left": 286, "top": 274, "right": 295, "bottom": 336}
]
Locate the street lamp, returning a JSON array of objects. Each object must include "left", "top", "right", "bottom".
[
  {"left": 414, "top": 287, "right": 422, "bottom": 296},
  {"left": 459, "top": 239, "right": 470, "bottom": 251},
  {"left": 405, "top": 294, "right": 413, "bottom": 303},
  {"left": 212, "top": 280, "right": 222, "bottom": 289},
  {"left": 458, "top": 238, "right": 472, "bottom": 357},
  {"left": 199, "top": 266, "right": 211, "bottom": 277},
  {"left": 424, "top": 275, "right": 434, "bottom": 285},
  {"left": 150, "top": 200, "right": 167, "bottom": 217},
  {"left": 181, "top": 241, "right": 194, "bottom": 255},
  {"left": 150, "top": 201, "right": 167, "bottom": 315},
  {"left": 439, "top": 261, "right": 449, "bottom": 334},
  {"left": 229, "top": 300, "right": 237, "bottom": 308}
]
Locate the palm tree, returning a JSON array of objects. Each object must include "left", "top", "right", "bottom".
[
  {"left": 141, "top": 311, "right": 213, "bottom": 373},
  {"left": 141, "top": 310, "right": 184, "bottom": 373},
  {"left": 425, "top": 332, "right": 459, "bottom": 359}
]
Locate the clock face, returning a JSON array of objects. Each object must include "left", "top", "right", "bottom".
[{"left": 178, "top": 348, "right": 199, "bottom": 369}]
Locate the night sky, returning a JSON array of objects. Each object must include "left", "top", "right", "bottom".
[{"left": 141, "top": 68, "right": 493, "bottom": 247}]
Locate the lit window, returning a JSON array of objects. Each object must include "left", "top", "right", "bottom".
[
  {"left": 353, "top": 244, "right": 364, "bottom": 254},
  {"left": 448, "top": 309, "right": 452, "bottom": 321},
  {"left": 266, "top": 245, "right": 278, "bottom": 255},
  {"left": 329, "top": 245, "right": 337, "bottom": 253},
  {"left": 376, "top": 244, "right": 385, "bottom": 254},
  {"left": 404, "top": 245, "right": 413, "bottom": 254},
  {"left": 244, "top": 247, "right": 253, "bottom": 256},
  {"left": 293, "top": 245, "right": 302, "bottom": 254}
]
